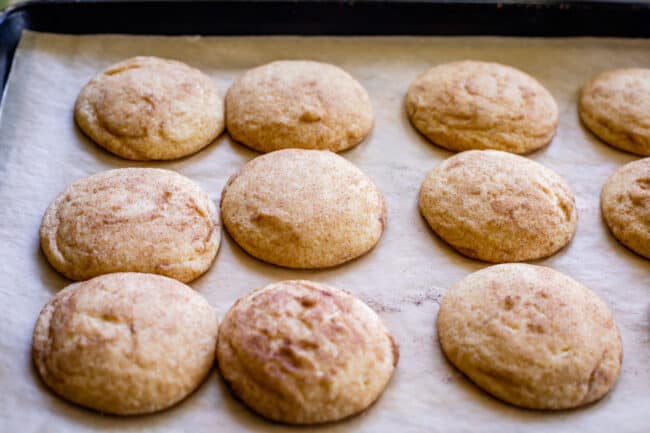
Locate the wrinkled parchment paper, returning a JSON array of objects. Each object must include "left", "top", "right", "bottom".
[{"left": 0, "top": 31, "right": 648, "bottom": 433}]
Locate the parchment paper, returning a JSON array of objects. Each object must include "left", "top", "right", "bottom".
[{"left": 0, "top": 31, "right": 648, "bottom": 433}]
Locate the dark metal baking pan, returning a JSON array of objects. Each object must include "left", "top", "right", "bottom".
[{"left": 1, "top": 0, "right": 650, "bottom": 105}]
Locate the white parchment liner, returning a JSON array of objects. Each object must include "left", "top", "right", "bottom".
[{"left": 0, "top": 32, "right": 648, "bottom": 433}]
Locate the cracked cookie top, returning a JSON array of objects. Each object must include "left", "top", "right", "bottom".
[
  {"left": 419, "top": 150, "right": 577, "bottom": 263},
  {"left": 406, "top": 60, "right": 558, "bottom": 154},
  {"left": 225, "top": 60, "right": 374, "bottom": 153},
  {"left": 220, "top": 149, "right": 386, "bottom": 269},
  {"left": 75, "top": 56, "right": 224, "bottom": 160},
  {"left": 216, "top": 280, "right": 398, "bottom": 424},
  {"left": 437, "top": 263, "right": 622, "bottom": 410},
  {"left": 40, "top": 168, "right": 220, "bottom": 282},
  {"left": 601, "top": 157, "right": 650, "bottom": 259},
  {"left": 32, "top": 273, "right": 219, "bottom": 415},
  {"left": 580, "top": 68, "right": 650, "bottom": 156}
]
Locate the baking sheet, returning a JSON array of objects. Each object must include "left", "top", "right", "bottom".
[{"left": 0, "top": 31, "right": 648, "bottom": 433}]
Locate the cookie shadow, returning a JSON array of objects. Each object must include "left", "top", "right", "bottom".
[
  {"left": 224, "top": 134, "right": 261, "bottom": 160},
  {"left": 598, "top": 212, "right": 650, "bottom": 268},
  {"left": 431, "top": 329, "right": 609, "bottom": 423},
  {"left": 400, "top": 96, "right": 455, "bottom": 161},
  {"left": 220, "top": 230, "right": 309, "bottom": 282},
  {"left": 162, "top": 132, "right": 229, "bottom": 171},
  {"left": 30, "top": 351, "right": 222, "bottom": 431},
  {"left": 71, "top": 119, "right": 138, "bottom": 169},
  {"left": 72, "top": 116, "right": 232, "bottom": 171},
  {"left": 216, "top": 370, "right": 291, "bottom": 432},
  {"left": 221, "top": 222, "right": 387, "bottom": 285},
  {"left": 574, "top": 97, "right": 640, "bottom": 164},
  {"left": 34, "top": 236, "right": 69, "bottom": 294},
  {"left": 337, "top": 127, "right": 373, "bottom": 161},
  {"left": 216, "top": 359, "right": 385, "bottom": 431},
  {"left": 416, "top": 206, "right": 485, "bottom": 274}
]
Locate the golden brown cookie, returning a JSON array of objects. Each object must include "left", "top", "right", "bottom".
[
  {"left": 419, "top": 150, "right": 577, "bottom": 262},
  {"left": 220, "top": 149, "right": 386, "bottom": 268},
  {"left": 437, "top": 264, "right": 622, "bottom": 410},
  {"left": 32, "top": 273, "right": 219, "bottom": 415},
  {"left": 601, "top": 158, "right": 650, "bottom": 258},
  {"left": 406, "top": 61, "right": 558, "bottom": 154},
  {"left": 225, "top": 60, "right": 373, "bottom": 153},
  {"left": 40, "top": 168, "right": 220, "bottom": 282},
  {"left": 580, "top": 68, "right": 650, "bottom": 156},
  {"left": 75, "top": 56, "right": 224, "bottom": 160},
  {"left": 217, "top": 280, "right": 398, "bottom": 424}
]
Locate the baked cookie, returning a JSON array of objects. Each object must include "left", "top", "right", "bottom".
[
  {"left": 220, "top": 149, "right": 386, "bottom": 268},
  {"left": 217, "top": 280, "right": 398, "bottom": 424},
  {"left": 601, "top": 158, "right": 650, "bottom": 258},
  {"left": 75, "top": 56, "right": 224, "bottom": 160},
  {"left": 32, "top": 273, "right": 219, "bottom": 415},
  {"left": 40, "top": 168, "right": 220, "bottom": 282},
  {"left": 406, "top": 61, "right": 558, "bottom": 154},
  {"left": 225, "top": 60, "right": 373, "bottom": 153},
  {"left": 580, "top": 68, "right": 650, "bottom": 156},
  {"left": 419, "top": 150, "right": 577, "bottom": 262},
  {"left": 437, "top": 264, "right": 622, "bottom": 410}
]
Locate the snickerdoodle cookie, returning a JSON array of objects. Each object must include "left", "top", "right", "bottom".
[
  {"left": 32, "top": 273, "right": 219, "bottom": 415},
  {"left": 580, "top": 68, "right": 650, "bottom": 156},
  {"left": 225, "top": 60, "right": 373, "bottom": 152},
  {"left": 437, "top": 264, "right": 622, "bottom": 410},
  {"left": 406, "top": 61, "right": 558, "bottom": 154},
  {"left": 601, "top": 158, "right": 650, "bottom": 258},
  {"left": 40, "top": 168, "right": 220, "bottom": 282},
  {"left": 419, "top": 150, "right": 577, "bottom": 262},
  {"left": 217, "top": 280, "right": 398, "bottom": 423},
  {"left": 220, "top": 149, "right": 386, "bottom": 268},
  {"left": 75, "top": 56, "right": 224, "bottom": 160}
]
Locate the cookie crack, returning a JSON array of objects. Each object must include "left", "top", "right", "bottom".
[{"left": 226, "top": 337, "right": 292, "bottom": 402}]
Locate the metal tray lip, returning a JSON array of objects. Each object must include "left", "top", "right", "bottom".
[
  {"left": 3, "top": 0, "right": 650, "bottom": 7},
  {"left": 3, "top": 0, "right": 650, "bottom": 29},
  {"left": 3, "top": 0, "right": 650, "bottom": 13}
]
